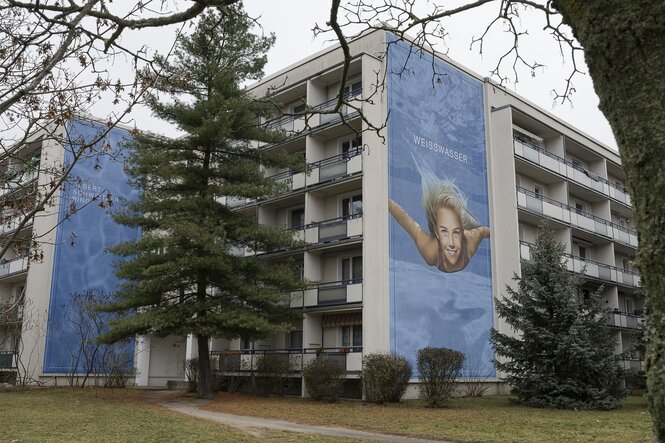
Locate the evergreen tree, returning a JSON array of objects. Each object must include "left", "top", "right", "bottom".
[
  {"left": 98, "top": 5, "right": 304, "bottom": 399},
  {"left": 491, "top": 225, "right": 625, "bottom": 410}
]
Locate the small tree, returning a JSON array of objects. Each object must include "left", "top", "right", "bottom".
[
  {"left": 362, "top": 353, "right": 412, "bottom": 404},
  {"left": 417, "top": 347, "right": 464, "bottom": 407},
  {"left": 491, "top": 225, "right": 625, "bottom": 410}
]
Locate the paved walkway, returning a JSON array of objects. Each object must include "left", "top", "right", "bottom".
[{"left": 158, "top": 398, "right": 449, "bottom": 443}]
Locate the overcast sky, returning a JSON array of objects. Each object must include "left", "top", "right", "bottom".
[{"left": 132, "top": 0, "right": 618, "bottom": 150}]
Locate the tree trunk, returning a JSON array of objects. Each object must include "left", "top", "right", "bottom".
[
  {"left": 555, "top": 1, "right": 665, "bottom": 439},
  {"left": 197, "top": 335, "right": 213, "bottom": 399}
]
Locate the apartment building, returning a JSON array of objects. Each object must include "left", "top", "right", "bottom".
[
  {"left": 0, "top": 31, "right": 641, "bottom": 392},
  {"left": 185, "top": 31, "right": 639, "bottom": 396},
  {"left": 0, "top": 119, "right": 138, "bottom": 384}
]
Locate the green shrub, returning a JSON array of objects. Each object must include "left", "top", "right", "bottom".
[
  {"left": 303, "top": 356, "right": 344, "bottom": 402},
  {"left": 417, "top": 347, "right": 464, "bottom": 407},
  {"left": 255, "top": 354, "right": 292, "bottom": 396},
  {"left": 362, "top": 353, "right": 412, "bottom": 403}
]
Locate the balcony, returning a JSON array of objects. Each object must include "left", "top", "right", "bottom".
[
  {"left": 300, "top": 150, "right": 362, "bottom": 188},
  {"left": 0, "top": 169, "right": 38, "bottom": 198},
  {"left": 261, "top": 90, "right": 362, "bottom": 145},
  {"left": 519, "top": 241, "right": 641, "bottom": 288},
  {"left": 290, "top": 280, "right": 363, "bottom": 308},
  {"left": 304, "top": 213, "right": 363, "bottom": 244},
  {"left": 0, "top": 255, "right": 28, "bottom": 278},
  {"left": 0, "top": 351, "right": 17, "bottom": 369},
  {"left": 622, "top": 358, "right": 645, "bottom": 372},
  {"left": 513, "top": 137, "right": 632, "bottom": 206},
  {"left": 212, "top": 346, "right": 362, "bottom": 374},
  {"left": 606, "top": 310, "right": 644, "bottom": 330},
  {"left": 312, "top": 91, "right": 362, "bottom": 128},
  {"left": 516, "top": 187, "right": 638, "bottom": 248},
  {"left": 0, "top": 303, "right": 23, "bottom": 323},
  {"left": 0, "top": 214, "right": 34, "bottom": 236}
]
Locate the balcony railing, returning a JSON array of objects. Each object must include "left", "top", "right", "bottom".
[
  {"left": 0, "top": 351, "right": 17, "bottom": 369},
  {"left": 261, "top": 90, "right": 362, "bottom": 145},
  {"left": 622, "top": 358, "right": 644, "bottom": 372},
  {"left": 606, "top": 310, "right": 644, "bottom": 330},
  {"left": 0, "top": 255, "right": 28, "bottom": 278},
  {"left": 226, "top": 150, "right": 362, "bottom": 209},
  {"left": 519, "top": 241, "right": 641, "bottom": 287},
  {"left": 516, "top": 187, "right": 638, "bottom": 247},
  {"left": 0, "top": 303, "right": 23, "bottom": 323},
  {"left": 290, "top": 279, "right": 364, "bottom": 308},
  {"left": 305, "top": 213, "right": 363, "bottom": 244},
  {"left": 312, "top": 90, "right": 362, "bottom": 127},
  {"left": 0, "top": 214, "right": 34, "bottom": 236},
  {"left": 211, "top": 346, "right": 363, "bottom": 373},
  {"left": 513, "top": 137, "right": 632, "bottom": 206},
  {"left": 0, "top": 169, "right": 38, "bottom": 198}
]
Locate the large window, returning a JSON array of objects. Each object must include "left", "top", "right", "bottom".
[
  {"left": 289, "top": 207, "right": 305, "bottom": 229},
  {"left": 289, "top": 330, "right": 303, "bottom": 350},
  {"left": 342, "top": 325, "right": 362, "bottom": 351},
  {"left": 341, "top": 255, "right": 362, "bottom": 284},
  {"left": 340, "top": 135, "right": 362, "bottom": 158},
  {"left": 342, "top": 80, "right": 362, "bottom": 97},
  {"left": 341, "top": 194, "right": 362, "bottom": 218}
]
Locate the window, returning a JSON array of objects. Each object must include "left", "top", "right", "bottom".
[
  {"left": 623, "top": 258, "right": 630, "bottom": 271},
  {"left": 534, "top": 185, "right": 543, "bottom": 200},
  {"left": 342, "top": 80, "right": 362, "bottom": 97},
  {"left": 293, "top": 103, "right": 306, "bottom": 113},
  {"left": 340, "top": 135, "right": 362, "bottom": 158},
  {"left": 342, "top": 325, "right": 362, "bottom": 350},
  {"left": 289, "top": 331, "right": 303, "bottom": 350},
  {"left": 341, "top": 194, "right": 362, "bottom": 218},
  {"left": 625, "top": 298, "right": 634, "bottom": 314},
  {"left": 241, "top": 338, "right": 252, "bottom": 350},
  {"left": 289, "top": 207, "right": 305, "bottom": 229},
  {"left": 578, "top": 246, "right": 587, "bottom": 260},
  {"left": 575, "top": 202, "right": 585, "bottom": 214},
  {"left": 341, "top": 255, "right": 362, "bottom": 284}
]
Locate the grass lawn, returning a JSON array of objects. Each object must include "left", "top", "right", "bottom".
[
  {"left": 0, "top": 388, "right": 358, "bottom": 443},
  {"left": 203, "top": 393, "right": 653, "bottom": 443}
]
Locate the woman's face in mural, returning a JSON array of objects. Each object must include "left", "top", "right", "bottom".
[{"left": 435, "top": 206, "right": 463, "bottom": 266}]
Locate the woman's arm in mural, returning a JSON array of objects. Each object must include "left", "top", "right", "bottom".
[
  {"left": 388, "top": 198, "right": 438, "bottom": 266},
  {"left": 464, "top": 227, "right": 490, "bottom": 259}
]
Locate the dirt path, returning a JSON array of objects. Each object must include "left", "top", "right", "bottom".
[{"left": 154, "top": 394, "right": 450, "bottom": 443}]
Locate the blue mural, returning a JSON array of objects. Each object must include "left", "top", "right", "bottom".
[
  {"left": 43, "top": 119, "right": 140, "bottom": 374},
  {"left": 387, "top": 36, "right": 495, "bottom": 377}
]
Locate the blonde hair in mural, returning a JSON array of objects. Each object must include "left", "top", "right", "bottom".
[{"left": 412, "top": 153, "right": 481, "bottom": 236}]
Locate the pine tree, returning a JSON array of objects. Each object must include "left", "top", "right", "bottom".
[
  {"left": 491, "top": 225, "right": 625, "bottom": 409},
  {"left": 98, "top": 5, "right": 304, "bottom": 399}
]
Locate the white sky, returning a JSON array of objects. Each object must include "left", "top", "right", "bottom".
[{"left": 129, "top": 0, "right": 618, "bottom": 150}]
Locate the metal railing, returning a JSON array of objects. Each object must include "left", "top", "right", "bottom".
[
  {"left": 0, "top": 303, "right": 23, "bottom": 323},
  {"left": 516, "top": 187, "right": 637, "bottom": 246},
  {"left": 314, "top": 279, "right": 363, "bottom": 305},
  {"left": 0, "top": 351, "right": 17, "bottom": 369},
  {"left": 312, "top": 90, "right": 362, "bottom": 126},
  {"left": 519, "top": 240, "right": 640, "bottom": 287},
  {"left": 0, "top": 255, "right": 29, "bottom": 278},
  {"left": 309, "top": 212, "right": 362, "bottom": 243},
  {"left": 513, "top": 136, "right": 631, "bottom": 205},
  {"left": 211, "top": 346, "right": 363, "bottom": 373},
  {"left": 607, "top": 310, "right": 644, "bottom": 330},
  {"left": 311, "top": 148, "right": 362, "bottom": 183}
]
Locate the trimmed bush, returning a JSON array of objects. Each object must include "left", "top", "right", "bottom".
[
  {"left": 362, "top": 353, "right": 412, "bottom": 403},
  {"left": 255, "top": 354, "right": 292, "bottom": 396},
  {"left": 417, "top": 347, "right": 464, "bottom": 407},
  {"left": 303, "top": 356, "right": 344, "bottom": 402}
]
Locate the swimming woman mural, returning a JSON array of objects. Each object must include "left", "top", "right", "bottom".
[{"left": 389, "top": 154, "right": 490, "bottom": 273}]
